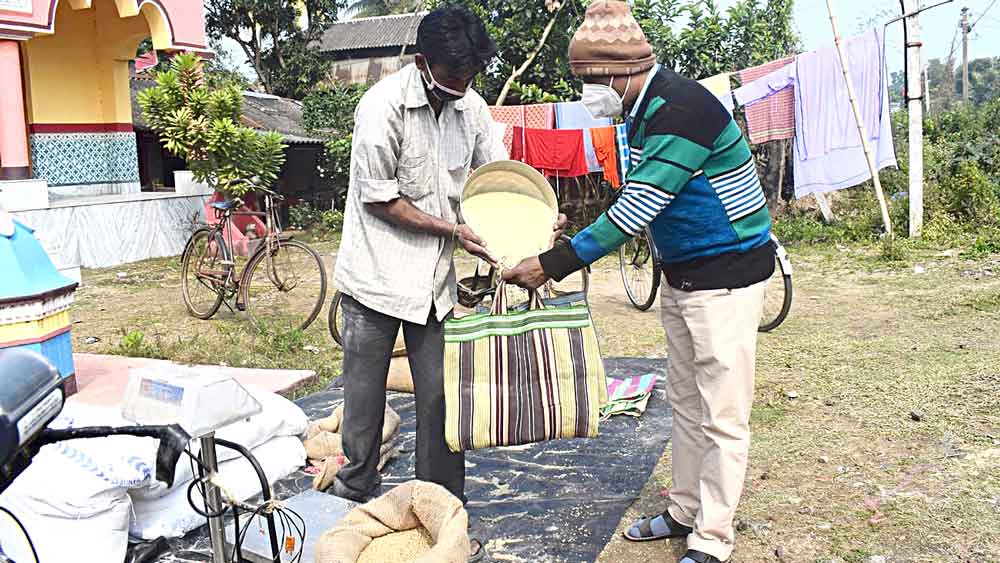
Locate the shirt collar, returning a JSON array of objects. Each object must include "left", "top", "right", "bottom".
[
  {"left": 629, "top": 63, "right": 661, "bottom": 120},
  {"left": 403, "top": 64, "right": 468, "bottom": 111}
]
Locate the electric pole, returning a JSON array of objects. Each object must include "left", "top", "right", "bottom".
[
  {"left": 961, "top": 7, "right": 970, "bottom": 102},
  {"left": 902, "top": 0, "right": 924, "bottom": 237}
]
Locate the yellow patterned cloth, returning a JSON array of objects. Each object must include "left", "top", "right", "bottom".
[{"left": 443, "top": 286, "right": 607, "bottom": 452}]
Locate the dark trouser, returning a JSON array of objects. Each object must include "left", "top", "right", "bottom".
[{"left": 334, "top": 294, "right": 466, "bottom": 502}]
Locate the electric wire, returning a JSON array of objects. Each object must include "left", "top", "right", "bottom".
[
  {"left": 969, "top": 0, "right": 999, "bottom": 30},
  {"left": 0, "top": 505, "right": 38, "bottom": 563}
]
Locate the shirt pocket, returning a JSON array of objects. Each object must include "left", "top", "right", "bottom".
[
  {"left": 446, "top": 127, "right": 475, "bottom": 202},
  {"left": 397, "top": 147, "right": 432, "bottom": 201}
]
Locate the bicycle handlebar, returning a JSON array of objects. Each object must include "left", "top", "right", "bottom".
[{"left": 225, "top": 179, "right": 284, "bottom": 201}]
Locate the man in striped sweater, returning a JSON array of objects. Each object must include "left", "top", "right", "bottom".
[{"left": 503, "top": 3, "right": 773, "bottom": 563}]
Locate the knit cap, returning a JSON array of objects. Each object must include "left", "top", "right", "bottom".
[{"left": 568, "top": 1, "right": 656, "bottom": 77}]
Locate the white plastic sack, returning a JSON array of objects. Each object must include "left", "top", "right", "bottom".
[
  {"left": 49, "top": 388, "right": 308, "bottom": 500},
  {"left": 137, "top": 389, "right": 308, "bottom": 499},
  {"left": 130, "top": 435, "right": 306, "bottom": 540},
  {"left": 0, "top": 446, "right": 132, "bottom": 563}
]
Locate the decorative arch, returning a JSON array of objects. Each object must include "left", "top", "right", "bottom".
[
  {"left": 5, "top": 0, "right": 205, "bottom": 50},
  {"left": 137, "top": 1, "right": 172, "bottom": 49}
]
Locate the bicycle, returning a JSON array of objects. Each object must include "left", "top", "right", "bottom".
[
  {"left": 327, "top": 235, "right": 590, "bottom": 351},
  {"left": 180, "top": 179, "right": 328, "bottom": 332},
  {"left": 619, "top": 227, "right": 661, "bottom": 311},
  {"left": 759, "top": 233, "right": 793, "bottom": 332},
  {"left": 621, "top": 229, "right": 793, "bottom": 331}
]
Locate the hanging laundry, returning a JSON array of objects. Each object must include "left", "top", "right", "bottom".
[
  {"left": 489, "top": 104, "right": 555, "bottom": 154},
  {"left": 615, "top": 123, "right": 631, "bottom": 185},
  {"left": 490, "top": 120, "right": 510, "bottom": 159},
  {"left": 736, "top": 30, "right": 896, "bottom": 197},
  {"left": 590, "top": 127, "right": 621, "bottom": 188},
  {"left": 698, "top": 73, "right": 735, "bottom": 114},
  {"left": 510, "top": 127, "right": 590, "bottom": 178},
  {"left": 733, "top": 56, "right": 796, "bottom": 144},
  {"left": 554, "top": 101, "right": 613, "bottom": 129},
  {"left": 555, "top": 101, "right": 613, "bottom": 173}
]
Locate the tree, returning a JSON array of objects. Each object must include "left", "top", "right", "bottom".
[
  {"left": 962, "top": 56, "right": 1000, "bottom": 107},
  {"left": 138, "top": 54, "right": 286, "bottom": 197},
  {"left": 344, "top": 0, "right": 423, "bottom": 18},
  {"left": 889, "top": 69, "right": 904, "bottom": 109},
  {"left": 204, "top": 0, "right": 342, "bottom": 98},
  {"left": 633, "top": 0, "right": 797, "bottom": 80},
  {"left": 927, "top": 57, "right": 957, "bottom": 112},
  {"left": 427, "top": 0, "right": 589, "bottom": 104},
  {"left": 432, "top": 0, "right": 797, "bottom": 105}
]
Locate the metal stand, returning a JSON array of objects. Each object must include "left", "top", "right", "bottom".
[{"left": 199, "top": 433, "right": 228, "bottom": 563}]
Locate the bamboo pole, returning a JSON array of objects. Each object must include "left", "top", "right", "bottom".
[{"left": 824, "top": 0, "right": 893, "bottom": 238}]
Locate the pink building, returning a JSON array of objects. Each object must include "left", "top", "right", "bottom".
[{"left": 0, "top": 0, "right": 211, "bottom": 276}]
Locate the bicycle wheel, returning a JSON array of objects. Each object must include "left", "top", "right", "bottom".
[
  {"left": 328, "top": 291, "right": 407, "bottom": 356},
  {"left": 759, "top": 241, "right": 793, "bottom": 333},
  {"left": 180, "top": 227, "right": 226, "bottom": 320},
  {"left": 243, "top": 239, "right": 328, "bottom": 332},
  {"left": 619, "top": 228, "right": 661, "bottom": 311}
]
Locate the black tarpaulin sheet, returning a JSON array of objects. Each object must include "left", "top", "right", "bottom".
[{"left": 159, "top": 357, "right": 672, "bottom": 563}]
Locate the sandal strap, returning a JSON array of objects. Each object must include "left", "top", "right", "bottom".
[
  {"left": 682, "top": 550, "right": 722, "bottom": 563},
  {"left": 637, "top": 516, "right": 655, "bottom": 539}
]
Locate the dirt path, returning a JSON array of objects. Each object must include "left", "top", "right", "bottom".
[
  {"left": 71, "top": 240, "right": 1000, "bottom": 562},
  {"left": 595, "top": 246, "right": 1000, "bottom": 563}
]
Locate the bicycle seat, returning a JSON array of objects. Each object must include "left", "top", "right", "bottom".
[{"left": 210, "top": 200, "right": 239, "bottom": 211}]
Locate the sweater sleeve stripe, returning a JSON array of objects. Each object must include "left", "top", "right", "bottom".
[
  {"left": 573, "top": 213, "right": 631, "bottom": 262},
  {"left": 608, "top": 184, "right": 675, "bottom": 236}
]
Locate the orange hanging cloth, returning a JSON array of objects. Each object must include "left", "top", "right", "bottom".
[{"left": 590, "top": 127, "right": 621, "bottom": 189}]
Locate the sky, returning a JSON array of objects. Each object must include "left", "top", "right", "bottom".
[
  {"left": 781, "top": 0, "right": 1000, "bottom": 73},
  {"left": 219, "top": 0, "right": 1000, "bottom": 82}
]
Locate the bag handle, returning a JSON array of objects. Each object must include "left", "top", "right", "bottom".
[{"left": 490, "top": 279, "right": 545, "bottom": 316}]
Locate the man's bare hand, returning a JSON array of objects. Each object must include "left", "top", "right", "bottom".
[
  {"left": 501, "top": 256, "right": 548, "bottom": 290},
  {"left": 550, "top": 213, "right": 569, "bottom": 246},
  {"left": 456, "top": 224, "right": 497, "bottom": 266}
]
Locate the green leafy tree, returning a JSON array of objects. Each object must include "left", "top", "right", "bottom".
[
  {"left": 960, "top": 56, "right": 1000, "bottom": 107},
  {"left": 205, "top": 0, "right": 342, "bottom": 98},
  {"left": 633, "top": 0, "right": 797, "bottom": 80},
  {"left": 427, "top": 0, "right": 589, "bottom": 104},
  {"left": 302, "top": 83, "right": 372, "bottom": 206},
  {"left": 344, "top": 0, "right": 424, "bottom": 17},
  {"left": 433, "top": 0, "right": 797, "bottom": 104},
  {"left": 138, "top": 54, "right": 286, "bottom": 197}
]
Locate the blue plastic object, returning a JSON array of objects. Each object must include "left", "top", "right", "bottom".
[{"left": 0, "top": 219, "right": 76, "bottom": 303}]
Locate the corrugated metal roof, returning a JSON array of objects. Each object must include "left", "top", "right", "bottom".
[
  {"left": 132, "top": 79, "right": 324, "bottom": 145},
  {"left": 317, "top": 12, "right": 426, "bottom": 53}
]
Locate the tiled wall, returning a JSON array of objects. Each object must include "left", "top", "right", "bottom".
[{"left": 29, "top": 132, "right": 140, "bottom": 187}]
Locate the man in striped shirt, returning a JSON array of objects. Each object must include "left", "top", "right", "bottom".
[{"left": 503, "top": 3, "right": 773, "bottom": 563}]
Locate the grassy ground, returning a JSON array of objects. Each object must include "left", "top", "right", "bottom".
[{"left": 71, "top": 235, "right": 1000, "bottom": 562}]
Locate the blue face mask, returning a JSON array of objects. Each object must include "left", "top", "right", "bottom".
[{"left": 421, "top": 66, "right": 468, "bottom": 103}]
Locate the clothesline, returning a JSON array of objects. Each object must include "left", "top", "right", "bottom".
[{"left": 488, "top": 27, "right": 895, "bottom": 199}]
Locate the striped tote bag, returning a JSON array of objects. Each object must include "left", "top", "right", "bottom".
[{"left": 443, "top": 283, "right": 607, "bottom": 452}]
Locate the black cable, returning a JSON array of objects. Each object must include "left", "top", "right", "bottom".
[
  {"left": 231, "top": 506, "right": 243, "bottom": 563},
  {"left": 186, "top": 477, "right": 229, "bottom": 519},
  {"left": 214, "top": 438, "right": 281, "bottom": 562},
  {"left": 0, "top": 505, "right": 38, "bottom": 563},
  {"left": 970, "top": 0, "right": 999, "bottom": 30}
]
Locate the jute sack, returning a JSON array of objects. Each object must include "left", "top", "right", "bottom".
[
  {"left": 387, "top": 356, "right": 415, "bottom": 393},
  {"left": 307, "top": 404, "right": 401, "bottom": 443},
  {"left": 314, "top": 480, "right": 471, "bottom": 563}
]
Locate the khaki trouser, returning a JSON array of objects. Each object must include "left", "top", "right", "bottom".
[{"left": 660, "top": 280, "right": 766, "bottom": 561}]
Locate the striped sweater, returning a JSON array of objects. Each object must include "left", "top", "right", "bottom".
[{"left": 541, "top": 66, "right": 774, "bottom": 291}]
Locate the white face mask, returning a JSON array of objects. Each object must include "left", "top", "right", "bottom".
[{"left": 581, "top": 75, "right": 631, "bottom": 119}]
